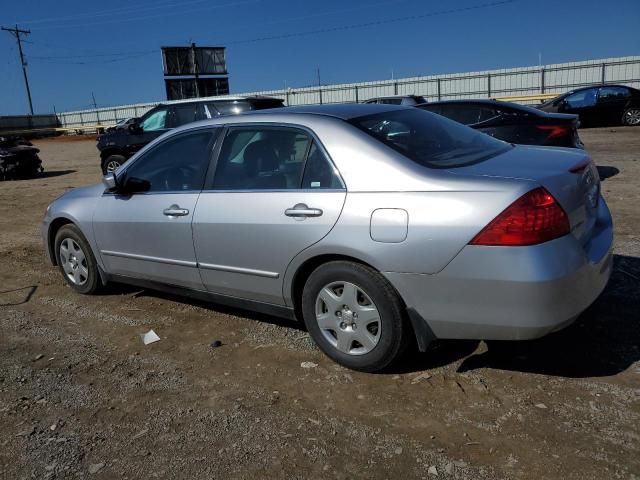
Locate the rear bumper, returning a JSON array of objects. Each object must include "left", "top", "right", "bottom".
[{"left": 385, "top": 197, "right": 613, "bottom": 341}]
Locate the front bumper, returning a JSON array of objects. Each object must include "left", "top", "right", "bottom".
[{"left": 385, "top": 198, "right": 613, "bottom": 341}]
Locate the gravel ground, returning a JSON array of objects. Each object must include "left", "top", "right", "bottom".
[{"left": 0, "top": 128, "right": 639, "bottom": 479}]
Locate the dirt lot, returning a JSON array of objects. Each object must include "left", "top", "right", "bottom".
[{"left": 1, "top": 128, "right": 639, "bottom": 479}]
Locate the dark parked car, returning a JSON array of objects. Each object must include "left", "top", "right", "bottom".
[
  {"left": 364, "top": 95, "right": 427, "bottom": 106},
  {"left": 97, "top": 96, "right": 284, "bottom": 174},
  {"left": 0, "top": 136, "right": 43, "bottom": 180},
  {"left": 417, "top": 99, "right": 583, "bottom": 148},
  {"left": 538, "top": 85, "right": 640, "bottom": 127}
]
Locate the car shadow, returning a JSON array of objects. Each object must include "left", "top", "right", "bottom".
[
  {"left": 101, "top": 254, "right": 639, "bottom": 378},
  {"left": 455, "top": 254, "right": 640, "bottom": 378},
  {"left": 2, "top": 170, "right": 77, "bottom": 181},
  {"left": 597, "top": 165, "right": 620, "bottom": 181},
  {"left": 0, "top": 285, "right": 37, "bottom": 306},
  {"left": 102, "top": 283, "right": 306, "bottom": 333}
]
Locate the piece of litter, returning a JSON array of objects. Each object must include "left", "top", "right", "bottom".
[
  {"left": 411, "top": 372, "right": 432, "bottom": 384},
  {"left": 210, "top": 340, "right": 223, "bottom": 348},
  {"left": 140, "top": 330, "right": 161, "bottom": 345},
  {"left": 428, "top": 465, "right": 438, "bottom": 476},
  {"left": 131, "top": 428, "right": 149, "bottom": 441},
  {"left": 535, "top": 403, "right": 548, "bottom": 409},
  {"left": 33, "top": 354, "right": 44, "bottom": 361},
  {"left": 88, "top": 463, "right": 105, "bottom": 474},
  {"left": 300, "top": 361, "right": 318, "bottom": 369}
]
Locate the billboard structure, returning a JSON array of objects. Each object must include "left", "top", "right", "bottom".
[{"left": 161, "top": 44, "right": 229, "bottom": 100}]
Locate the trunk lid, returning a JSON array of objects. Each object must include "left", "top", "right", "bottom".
[{"left": 448, "top": 145, "right": 600, "bottom": 246}]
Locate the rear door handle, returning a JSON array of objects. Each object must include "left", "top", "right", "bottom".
[
  {"left": 163, "top": 204, "right": 189, "bottom": 217},
  {"left": 285, "top": 203, "right": 323, "bottom": 218}
]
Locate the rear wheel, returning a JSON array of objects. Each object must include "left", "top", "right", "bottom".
[
  {"left": 622, "top": 108, "right": 640, "bottom": 126},
  {"left": 101, "top": 154, "right": 125, "bottom": 175},
  {"left": 54, "top": 224, "right": 101, "bottom": 294},
  {"left": 301, "top": 261, "right": 409, "bottom": 372}
]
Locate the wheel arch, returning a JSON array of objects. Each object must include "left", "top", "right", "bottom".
[{"left": 47, "top": 217, "right": 75, "bottom": 266}]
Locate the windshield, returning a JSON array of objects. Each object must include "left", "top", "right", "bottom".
[{"left": 349, "top": 108, "right": 511, "bottom": 168}]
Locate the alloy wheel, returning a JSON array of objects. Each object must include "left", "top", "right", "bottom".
[
  {"left": 315, "top": 281, "right": 381, "bottom": 355},
  {"left": 105, "top": 160, "right": 121, "bottom": 173},
  {"left": 59, "top": 238, "right": 89, "bottom": 286}
]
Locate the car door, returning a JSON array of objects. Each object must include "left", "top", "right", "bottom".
[
  {"left": 93, "top": 128, "right": 218, "bottom": 290},
  {"left": 192, "top": 124, "right": 346, "bottom": 305},
  {"left": 597, "top": 86, "right": 632, "bottom": 125},
  {"left": 128, "top": 106, "right": 173, "bottom": 155},
  {"left": 559, "top": 88, "right": 598, "bottom": 126}
]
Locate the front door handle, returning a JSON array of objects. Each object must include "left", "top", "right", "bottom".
[
  {"left": 285, "top": 203, "right": 323, "bottom": 218},
  {"left": 163, "top": 204, "right": 189, "bottom": 217}
]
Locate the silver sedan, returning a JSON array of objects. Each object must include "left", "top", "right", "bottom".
[{"left": 42, "top": 104, "right": 613, "bottom": 372}]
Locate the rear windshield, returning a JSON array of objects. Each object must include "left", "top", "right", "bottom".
[{"left": 348, "top": 108, "right": 511, "bottom": 168}]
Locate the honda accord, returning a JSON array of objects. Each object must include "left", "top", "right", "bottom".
[{"left": 42, "top": 104, "right": 613, "bottom": 372}]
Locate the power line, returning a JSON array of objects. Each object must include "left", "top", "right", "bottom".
[
  {"left": 26, "top": 0, "right": 263, "bottom": 30},
  {"left": 14, "top": 0, "right": 213, "bottom": 26},
  {"left": 227, "top": 0, "right": 519, "bottom": 45},
  {"left": 2, "top": 25, "right": 34, "bottom": 115}
]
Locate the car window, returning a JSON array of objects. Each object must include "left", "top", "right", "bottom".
[
  {"left": 140, "top": 108, "right": 168, "bottom": 131},
  {"left": 211, "top": 101, "right": 251, "bottom": 116},
  {"left": 477, "top": 106, "right": 500, "bottom": 123},
  {"left": 598, "top": 86, "right": 631, "bottom": 101},
  {"left": 248, "top": 98, "right": 285, "bottom": 110},
  {"left": 564, "top": 89, "right": 597, "bottom": 108},
  {"left": 172, "top": 104, "right": 198, "bottom": 126},
  {"left": 212, "top": 127, "right": 312, "bottom": 190},
  {"left": 350, "top": 108, "right": 511, "bottom": 169},
  {"left": 381, "top": 98, "right": 402, "bottom": 105},
  {"left": 301, "top": 142, "right": 343, "bottom": 189},
  {"left": 438, "top": 105, "right": 482, "bottom": 125},
  {"left": 123, "top": 130, "right": 215, "bottom": 192}
]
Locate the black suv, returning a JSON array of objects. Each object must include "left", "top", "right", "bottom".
[{"left": 97, "top": 96, "right": 284, "bottom": 174}]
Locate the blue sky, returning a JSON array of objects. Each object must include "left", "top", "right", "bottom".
[{"left": 1, "top": 0, "right": 638, "bottom": 114}]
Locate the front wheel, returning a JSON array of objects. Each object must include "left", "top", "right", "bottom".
[
  {"left": 622, "top": 108, "right": 640, "bottom": 126},
  {"left": 101, "top": 154, "right": 125, "bottom": 175},
  {"left": 301, "top": 261, "right": 410, "bottom": 372},
  {"left": 54, "top": 224, "right": 101, "bottom": 294}
]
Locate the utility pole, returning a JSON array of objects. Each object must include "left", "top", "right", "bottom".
[{"left": 2, "top": 24, "right": 34, "bottom": 115}]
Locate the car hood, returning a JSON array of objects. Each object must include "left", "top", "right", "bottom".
[{"left": 58, "top": 183, "right": 105, "bottom": 201}]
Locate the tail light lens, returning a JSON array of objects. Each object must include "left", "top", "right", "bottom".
[
  {"left": 536, "top": 124, "right": 572, "bottom": 139},
  {"left": 470, "top": 187, "right": 570, "bottom": 246}
]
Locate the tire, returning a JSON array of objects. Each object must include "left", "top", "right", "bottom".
[
  {"left": 54, "top": 224, "right": 101, "bottom": 294},
  {"left": 101, "top": 154, "right": 125, "bottom": 175},
  {"left": 622, "top": 108, "right": 640, "bottom": 126},
  {"left": 301, "top": 261, "right": 410, "bottom": 372}
]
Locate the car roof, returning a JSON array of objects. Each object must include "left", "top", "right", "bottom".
[
  {"left": 246, "top": 102, "right": 410, "bottom": 120},
  {"left": 156, "top": 95, "right": 283, "bottom": 107},
  {"left": 418, "top": 99, "right": 544, "bottom": 115}
]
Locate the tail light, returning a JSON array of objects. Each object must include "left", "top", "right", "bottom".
[
  {"left": 536, "top": 124, "right": 572, "bottom": 139},
  {"left": 469, "top": 187, "right": 570, "bottom": 246}
]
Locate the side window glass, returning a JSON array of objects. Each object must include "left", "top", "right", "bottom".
[
  {"left": 439, "top": 105, "right": 480, "bottom": 125},
  {"left": 301, "top": 142, "right": 343, "bottom": 189},
  {"left": 140, "top": 108, "right": 168, "bottom": 131},
  {"left": 123, "top": 130, "right": 214, "bottom": 192},
  {"left": 213, "top": 127, "right": 311, "bottom": 190},
  {"left": 565, "top": 89, "right": 597, "bottom": 108},
  {"left": 477, "top": 106, "right": 500, "bottom": 123},
  {"left": 598, "top": 86, "right": 630, "bottom": 102},
  {"left": 173, "top": 105, "right": 198, "bottom": 126}
]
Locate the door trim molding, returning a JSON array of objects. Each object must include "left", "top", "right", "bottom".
[
  {"left": 101, "top": 250, "right": 198, "bottom": 268},
  {"left": 198, "top": 262, "right": 279, "bottom": 279}
]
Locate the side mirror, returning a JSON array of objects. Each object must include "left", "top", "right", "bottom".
[
  {"left": 102, "top": 172, "right": 117, "bottom": 191},
  {"left": 128, "top": 121, "right": 143, "bottom": 134}
]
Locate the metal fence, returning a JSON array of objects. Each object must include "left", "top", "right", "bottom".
[{"left": 58, "top": 55, "right": 640, "bottom": 128}]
